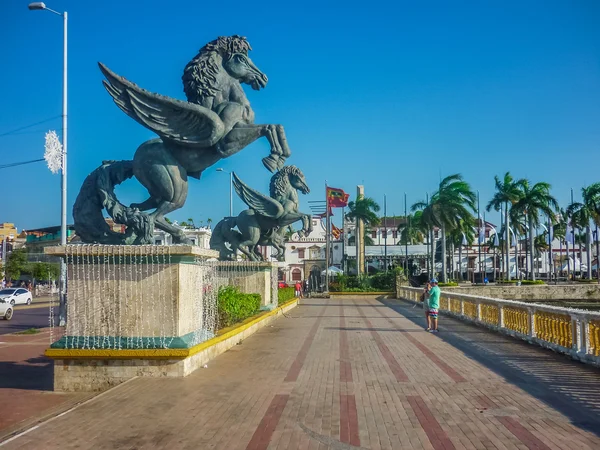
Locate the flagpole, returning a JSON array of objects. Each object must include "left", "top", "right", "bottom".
[
  {"left": 484, "top": 211, "right": 487, "bottom": 281},
  {"left": 404, "top": 192, "right": 408, "bottom": 277},
  {"left": 384, "top": 194, "right": 387, "bottom": 272},
  {"left": 478, "top": 191, "right": 481, "bottom": 283},
  {"left": 342, "top": 206, "right": 345, "bottom": 275},
  {"left": 325, "top": 181, "right": 330, "bottom": 293}
]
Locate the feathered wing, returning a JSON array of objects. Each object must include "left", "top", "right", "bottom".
[
  {"left": 233, "top": 173, "right": 284, "bottom": 219},
  {"left": 99, "top": 62, "right": 225, "bottom": 148}
]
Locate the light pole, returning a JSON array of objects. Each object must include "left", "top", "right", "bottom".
[
  {"left": 30, "top": 2, "right": 68, "bottom": 325},
  {"left": 216, "top": 168, "right": 233, "bottom": 216}
]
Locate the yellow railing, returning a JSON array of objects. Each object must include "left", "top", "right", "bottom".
[
  {"left": 481, "top": 303, "right": 499, "bottom": 326},
  {"left": 503, "top": 306, "right": 529, "bottom": 335},
  {"left": 463, "top": 301, "right": 478, "bottom": 319},
  {"left": 588, "top": 320, "right": 600, "bottom": 357},
  {"left": 449, "top": 298, "right": 461, "bottom": 314},
  {"left": 535, "top": 311, "right": 573, "bottom": 348},
  {"left": 440, "top": 296, "right": 449, "bottom": 311}
]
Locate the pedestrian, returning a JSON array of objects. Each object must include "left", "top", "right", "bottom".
[
  {"left": 428, "top": 279, "right": 441, "bottom": 333},
  {"left": 421, "top": 281, "right": 432, "bottom": 330},
  {"left": 294, "top": 281, "right": 302, "bottom": 298}
]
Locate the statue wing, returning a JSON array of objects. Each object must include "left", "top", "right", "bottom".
[
  {"left": 232, "top": 173, "right": 284, "bottom": 219},
  {"left": 99, "top": 63, "right": 224, "bottom": 148}
]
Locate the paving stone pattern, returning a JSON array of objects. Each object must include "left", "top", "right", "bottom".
[{"left": 3, "top": 297, "right": 600, "bottom": 449}]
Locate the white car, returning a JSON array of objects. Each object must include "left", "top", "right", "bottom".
[
  {"left": 0, "top": 288, "right": 32, "bottom": 306},
  {"left": 0, "top": 301, "right": 13, "bottom": 320}
]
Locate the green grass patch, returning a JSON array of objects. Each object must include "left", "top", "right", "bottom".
[{"left": 15, "top": 328, "right": 40, "bottom": 335}]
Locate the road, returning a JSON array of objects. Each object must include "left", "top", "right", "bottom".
[{"left": 0, "top": 304, "right": 55, "bottom": 335}]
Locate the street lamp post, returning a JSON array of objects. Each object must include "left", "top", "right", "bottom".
[
  {"left": 29, "top": 2, "right": 68, "bottom": 325},
  {"left": 216, "top": 168, "right": 233, "bottom": 216}
]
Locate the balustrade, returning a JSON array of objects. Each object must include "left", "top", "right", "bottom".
[{"left": 395, "top": 286, "right": 600, "bottom": 367}]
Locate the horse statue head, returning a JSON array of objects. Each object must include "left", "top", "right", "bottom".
[
  {"left": 182, "top": 35, "right": 268, "bottom": 104},
  {"left": 269, "top": 166, "right": 310, "bottom": 201}
]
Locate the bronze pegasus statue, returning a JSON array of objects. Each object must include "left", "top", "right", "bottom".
[
  {"left": 210, "top": 166, "right": 312, "bottom": 261},
  {"left": 73, "top": 36, "right": 291, "bottom": 245}
]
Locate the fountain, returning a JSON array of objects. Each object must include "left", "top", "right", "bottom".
[{"left": 43, "top": 36, "right": 306, "bottom": 391}]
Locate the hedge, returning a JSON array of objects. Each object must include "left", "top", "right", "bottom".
[
  {"left": 278, "top": 287, "right": 296, "bottom": 306},
  {"left": 217, "top": 286, "right": 261, "bottom": 329}
]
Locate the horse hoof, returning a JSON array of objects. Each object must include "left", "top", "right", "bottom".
[{"left": 262, "top": 156, "right": 279, "bottom": 173}]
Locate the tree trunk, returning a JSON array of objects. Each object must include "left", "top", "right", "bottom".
[
  {"left": 529, "top": 215, "right": 535, "bottom": 281},
  {"left": 430, "top": 228, "right": 435, "bottom": 279},
  {"left": 441, "top": 224, "right": 447, "bottom": 282},
  {"left": 459, "top": 245, "right": 463, "bottom": 281},
  {"left": 505, "top": 202, "right": 511, "bottom": 280},
  {"left": 586, "top": 225, "right": 592, "bottom": 280}
]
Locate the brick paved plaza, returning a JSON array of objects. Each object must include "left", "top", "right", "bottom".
[{"left": 2, "top": 296, "right": 600, "bottom": 449}]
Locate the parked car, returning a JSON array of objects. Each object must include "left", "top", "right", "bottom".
[
  {"left": 0, "top": 288, "right": 32, "bottom": 306},
  {"left": 0, "top": 301, "right": 14, "bottom": 320}
]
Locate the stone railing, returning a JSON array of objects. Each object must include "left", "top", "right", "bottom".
[{"left": 397, "top": 286, "right": 600, "bottom": 367}]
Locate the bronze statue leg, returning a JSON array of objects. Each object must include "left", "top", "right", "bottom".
[
  {"left": 218, "top": 123, "right": 288, "bottom": 172},
  {"left": 133, "top": 140, "right": 190, "bottom": 243}
]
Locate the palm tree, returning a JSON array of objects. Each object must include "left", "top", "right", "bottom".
[
  {"left": 187, "top": 218, "right": 196, "bottom": 228},
  {"left": 511, "top": 180, "right": 558, "bottom": 280},
  {"left": 413, "top": 174, "right": 476, "bottom": 282},
  {"left": 346, "top": 197, "right": 380, "bottom": 275},
  {"left": 448, "top": 219, "right": 475, "bottom": 281},
  {"left": 553, "top": 209, "right": 568, "bottom": 277},
  {"left": 487, "top": 172, "right": 525, "bottom": 280},
  {"left": 207, "top": 218, "right": 213, "bottom": 228},
  {"left": 397, "top": 211, "right": 427, "bottom": 245},
  {"left": 567, "top": 183, "right": 600, "bottom": 279}
]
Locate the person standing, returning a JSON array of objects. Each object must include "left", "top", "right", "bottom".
[
  {"left": 428, "top": 279, "right": 441, "bottom": 333},
  {"left": 422, "top": 281, "right": 432, "bottom": 331},
  {"left": 294, "top": 281, "right": 303, "bottom": 298}
]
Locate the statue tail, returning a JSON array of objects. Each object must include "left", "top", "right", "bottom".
[
  {"left": 210, "top": 217, "right": 241, "bottom": 259},
  {"left": 73, "top": 160, "right": 151, "bottom": 244}
]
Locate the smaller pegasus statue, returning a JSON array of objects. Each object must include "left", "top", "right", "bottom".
[{"left": 210, "top": 166, "right": 312, "bottom": 261}]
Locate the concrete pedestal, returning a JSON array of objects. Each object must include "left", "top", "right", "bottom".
[{"left": 43, "top": 245, "right": 278, "bottom": 391}]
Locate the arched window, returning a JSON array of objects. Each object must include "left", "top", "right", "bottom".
[{"left": 292, "top": 268, "right": 302, "bottom": 281}]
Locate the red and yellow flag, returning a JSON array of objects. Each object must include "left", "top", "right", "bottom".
[
  {"left": 327, "top": 187, "right": 349, "bottom": 207},
  {"left": 331, "top": 224, "right": 343, "bottom": 239}
]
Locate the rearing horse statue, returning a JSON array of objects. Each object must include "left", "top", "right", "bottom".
[{"left": 73, "top": 36, "right": 291, "bottom": 245}]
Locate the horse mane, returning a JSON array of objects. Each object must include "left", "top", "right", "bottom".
[
  {"left": 182, "top": 35, "right": 251, "bottom": 104},
  {"left": 270, "top": 166, "right": 303, "bottom": 198}
]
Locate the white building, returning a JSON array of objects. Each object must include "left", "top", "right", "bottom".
[{"left": 153, "top": 226, "right": 212, "bottom": 249}]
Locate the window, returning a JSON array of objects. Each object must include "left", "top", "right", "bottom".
[
  {"left": 155, "top": 240, "right": 162, "bottom": 245},
  {"left": 292, "top": 268, "right": 302, "bottom": 281},
  {"left": 298, "top": 248, "right": 305, "bottom": 258},
  {"left": 392, "top": 231, "right": 398, "bottom": 239},
  {"left": 382, "top": 230, "right": 387, "bottom": 239},
  {"left": 371, "top": 230, "right": 377, "bottom": 238},
  {"left": 278, "top": 269, "right": 285, "bottom": 281}
]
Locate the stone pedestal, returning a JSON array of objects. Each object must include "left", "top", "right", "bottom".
[
  {"left": 45, "top": 245, "right": 220, "bottom": 350},
  {"left": 42, "top": 245, "right": 279, "bottom": 391}
]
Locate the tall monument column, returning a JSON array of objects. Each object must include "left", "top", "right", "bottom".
[{"left": 357, "top": 185, "right": 365, "bottom": 276}]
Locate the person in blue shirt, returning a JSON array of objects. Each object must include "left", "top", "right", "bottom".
[{"left": 428, "top": 279, "right": 441, "bottom": 333}]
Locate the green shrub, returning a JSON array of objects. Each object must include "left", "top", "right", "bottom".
[
  {"left": 521, "top": 280, "right": 545, "bottom": 285},
  {"left": 438, "top": 282, "right": 458, "bottom": 287},
  {"left": 370, "top": 271, "right": 396, "bottom": 290},
  {"left": 217, "top": 286, "right": 261, "bottom": 329},
  {"left": 278, "top": 287, "right": 296, "bottom": 305}
]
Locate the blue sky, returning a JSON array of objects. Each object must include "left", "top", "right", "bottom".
[{"left": 1, "top": 0, "right": 599, "bottom": 232}]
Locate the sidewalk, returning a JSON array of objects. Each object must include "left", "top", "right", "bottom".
[
  {"left": 0, "top": 328, "right": 90, "bottom": 441},
  {"left": 2, "top": 297, "right": 600, "bottom": 449}
]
